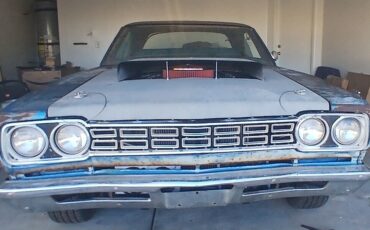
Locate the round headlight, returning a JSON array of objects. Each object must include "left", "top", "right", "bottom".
[
  {"left": 333, "top": 118, "right": 361, "bottom": 145},
  {"left": 54, "top": 125, "right": 89, "bottom": 155},
  {"left": 298, "top": 118, "right": 326, "bottom": 146},
  {"left": 11, "top": 126, "right": 47, "bottom": 158}
]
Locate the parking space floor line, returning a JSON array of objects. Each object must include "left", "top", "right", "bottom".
[{"left": 150, "top": 209, "right": 157, "bottom": 230}]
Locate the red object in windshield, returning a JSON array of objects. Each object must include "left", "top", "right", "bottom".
[
  {"left": 162, "top": 65, "right": 214, "bottom": 79},
  {"left": 162, "top": 69, "right": 214, "bottom": 79}
]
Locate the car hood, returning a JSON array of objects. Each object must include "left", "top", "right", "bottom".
[{"left": 48, "top": 68, "right": 329, "bottom": 120}]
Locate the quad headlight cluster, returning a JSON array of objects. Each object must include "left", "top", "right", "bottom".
[
  {"left": 296, "top": 114, "right": 369, "bottom": 151},
  {"left": 2, "top": 120, "right": 91, "bottom": 165}
]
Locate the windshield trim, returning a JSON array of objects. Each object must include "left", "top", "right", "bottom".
[{"left": 100, "top": 22, "right": 276, "bottom": 67}]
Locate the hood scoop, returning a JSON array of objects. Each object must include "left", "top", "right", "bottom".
[{"left": 117, "top": 60, "right": 264, "bottom": 81}]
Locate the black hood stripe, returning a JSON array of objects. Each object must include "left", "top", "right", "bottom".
[{"left": 274, "top": 67, "right": 367, "bottom": 109}]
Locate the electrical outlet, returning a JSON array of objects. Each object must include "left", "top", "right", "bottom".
[{"left": 95, "top": 41, "right": 100, "bottom": 48}]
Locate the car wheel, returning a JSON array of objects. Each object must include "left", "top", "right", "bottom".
[
  {"left": 47, "top": 209, "right": 95, "bottom": 224},
  {"left": 286, "top": 196, "right": 329, "bottom": 209}
]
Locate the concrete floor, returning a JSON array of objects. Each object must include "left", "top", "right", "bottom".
[{"left": 1, "top": 182, "right": 369, "bottom": 230}]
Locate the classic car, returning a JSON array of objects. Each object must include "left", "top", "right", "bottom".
[{"left": 0, "top": 21, "right": 369, "bottom": 224}]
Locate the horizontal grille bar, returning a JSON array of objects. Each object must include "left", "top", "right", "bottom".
[
  {"left": 243, "top": 135, "right": 268, "bottom": 146},
  {"left": 183, "top": 137, "right": 211, "bottom": 148},
  {"left": 271, "top": 123, "right": 295, "bottom": 133},
  {"left": 152, "top": 139, "right": 179, "bottom": 149},
  {"left": 214, "top": 136, "right": 240, "bottom": 147},
  {"left": 182, "top": 127, "right": 211, "bottom": 137},
  {"left": 271, "top": 134, "right": 294, "bottom": 144},
  {"left": 244, "top": 124, "right": 269, "bottom": 135},
  {"left": 214, "top": 126, "right": 241, "bottom": 136},
  {"left": 91, "top": 140, "right": 118, "bottom": 150},
  {"left": 120, "top": 128, "right": 148, "bottom": 138},
  {"left": 151, "top": 128, "right": 179, "bottom": 137},
  {"left": 120, "top": 140, "right": 149, "bottom": 150},
  {"left": 90, "top": 128, "right": 117, "bottom": 139}
]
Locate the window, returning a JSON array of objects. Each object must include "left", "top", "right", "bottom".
[
  {"left": 102, "top": 24, "right": 274, "bottom": 66},
  {"left": 143, "top": 32, "right": 232, "bottom": 49}
]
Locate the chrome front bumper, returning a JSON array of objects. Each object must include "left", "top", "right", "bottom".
[{"left": 1, "top": 165, "right": 370, "bottom": 211}]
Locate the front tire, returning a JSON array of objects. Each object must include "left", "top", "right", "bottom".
[
  {"left": 47, "top": 209, "right": 95, "bottom": 224},
  {"left": 287, "top": 196, "right": 329, "bottom": 209}
]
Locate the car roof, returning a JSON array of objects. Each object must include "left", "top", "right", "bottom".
[{"left": 123, "top": 21, "right": 254, "bottom": 29}]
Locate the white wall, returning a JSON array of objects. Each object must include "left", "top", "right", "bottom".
[
  {"left": 57, "top": 0, "right": 271, "bottom": 69},
  {"left": 322, "top": 0, "right": 370, "bottom": 76},
  {"left": 0, "top": 0, "right": 37, "bottom": 80}
]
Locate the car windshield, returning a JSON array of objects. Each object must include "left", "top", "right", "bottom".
[{"left": 102, "top": 24, "right": 274, "bottom": 66}]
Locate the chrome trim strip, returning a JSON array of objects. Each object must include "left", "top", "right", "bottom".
[
  {"left": 90, "top": 119, "right": 298, "bottom": 127},
  {"left": 56, "top": 198, "right": 152, "bottom": 205},
  {"left": 89, "top": 145, "right": 294, "bottom": 156}
]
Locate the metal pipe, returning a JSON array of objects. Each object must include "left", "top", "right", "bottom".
[{"left": 34, "top": 0, "right": 60, "bottom": 67}]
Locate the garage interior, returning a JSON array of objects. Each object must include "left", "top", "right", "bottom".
[{"left": 0, "top": 0, "right": 370, "bottom": 229}]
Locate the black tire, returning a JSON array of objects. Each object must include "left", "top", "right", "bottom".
[
  {"left": 287, "top": 196, "right": 329, "bottom": 209},
  {"left": 47, "top": 209, "right": 95, "bottom": 224}
]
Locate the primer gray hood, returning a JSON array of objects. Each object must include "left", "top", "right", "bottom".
[{"left": 48, "top": 68, "right": 329, "bottom": 120}]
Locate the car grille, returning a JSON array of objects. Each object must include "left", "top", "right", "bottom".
[{"left": 89, "top": 120, "right": 296, "bottom": 153}]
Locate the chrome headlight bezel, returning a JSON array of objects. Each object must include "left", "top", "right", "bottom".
[
  {"left": 296, "top": 117, "right": 329, "bottom": 147},
  {"left": 8, "top": 125, "right": 48, "bottom": 160},
  {"left": 50, "top": 123, "right": 91, "bottom": 157},
  {"left": 332, "top": 116, "right": 367, "bottom": 147}
]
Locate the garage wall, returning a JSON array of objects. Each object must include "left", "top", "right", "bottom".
[
  {"left": 322, "top": 0, "right": 370, "bottom": 76},
  {"left": 0, "top": 0, "right": 36, "bottom": 80},
  {"left": 57, "top": 0, "right": 271, "bottom": 69}
]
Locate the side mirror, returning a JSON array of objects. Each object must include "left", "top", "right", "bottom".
[{"left": 271, "top": 51, "right": 279, "bottom": 61}]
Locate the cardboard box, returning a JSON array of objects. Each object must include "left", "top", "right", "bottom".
[
  {"left": 366, "top": 88, "right": 370, "bottom": 104},
  {"left": 21, "top": 70, "right": 61, "bottom": 91},
  {"left": 346, "top": 72, "right": 370, "bottom": 98},
  {"left": 61, "top": 62, "right": 81, "bottom": 77},
  {"left": 326, "top": 75, "right": 349, "bottom": 90}
]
